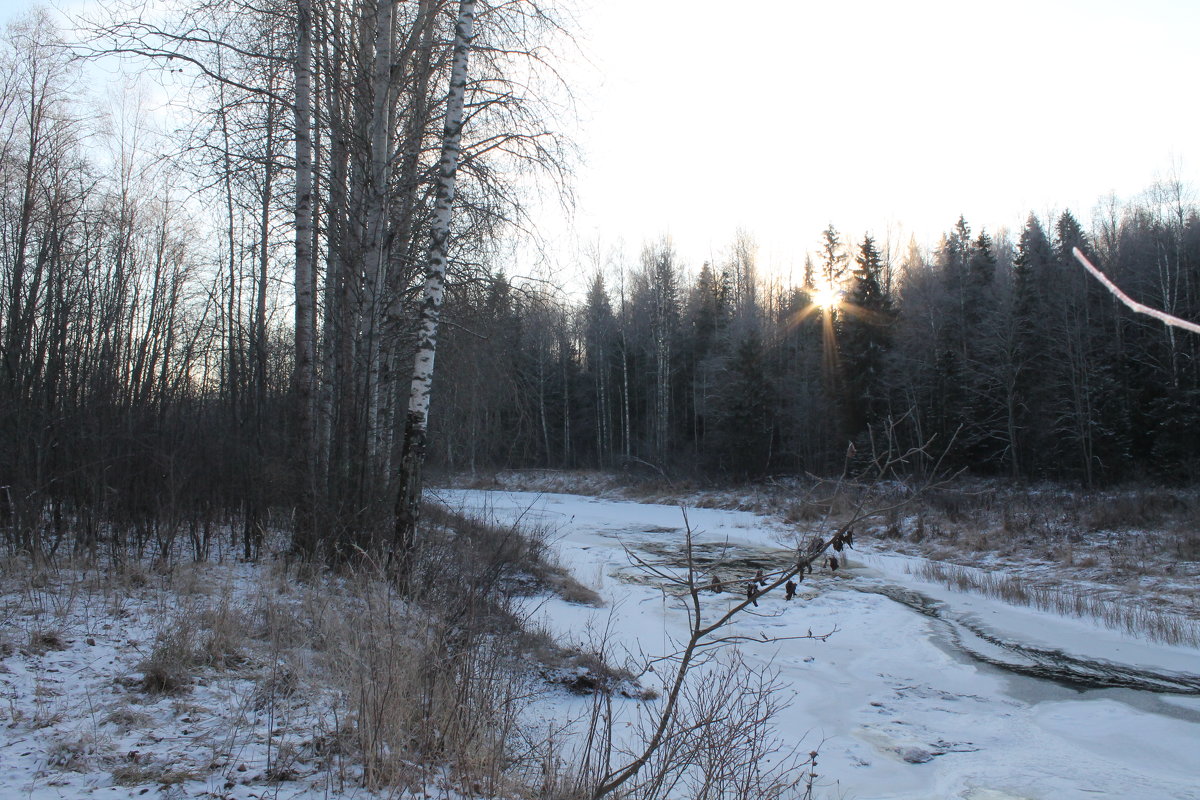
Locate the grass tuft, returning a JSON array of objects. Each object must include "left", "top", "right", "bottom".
[{"left": 917, "top": 560, "right": 1200, "bottom": 647}]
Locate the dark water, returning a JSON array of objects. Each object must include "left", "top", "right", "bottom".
[{"left": 855, "top": 582, "right": 1200, "bottom": 697}]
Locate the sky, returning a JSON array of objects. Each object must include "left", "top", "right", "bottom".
[
  {"left": 3, "top": 0, "right": 1197, "bottom": 286},
  {"left": 552, "top": 0, "right": 1200, "bottom": 281}
]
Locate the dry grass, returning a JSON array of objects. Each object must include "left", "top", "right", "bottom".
[
  {"left": 843, "top": 482, "right": 1200, "bottom": 634},
  {"left": 101, "top": 705, "right": 154, "bottom": 733},
  {"left": 916, "top": 560, "right": 1200, "bottom": 647},
  {"left": 1082, "top": 490, "right": 1193, "bottom": 531},
  {"left": 46, "top": 734, "right": 106, "bottom": 772},
  {"left": 0, "top": 501, "right": 628, "bottom": 797},
  {"left": 137, "top": 591, "right": 251, "bottom": 694},
  {"left": 110, "top": 758, "right": 199, "bottom": 787},
  {"left": 27, "top": 628, "right": 68, "bottom": 654}
]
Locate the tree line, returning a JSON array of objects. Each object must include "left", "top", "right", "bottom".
[{"left": 428, "top": 194, "right": 1200, "bottom": 487}]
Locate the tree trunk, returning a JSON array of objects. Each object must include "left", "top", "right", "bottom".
[
  {"left": 362, "top": 0, "right": 396, "bottom": 475},
  {"left": 394, "top": 0, "right": 476, "bottom": 558},
  {"left": 291, "top": 0, "right": 318, "bottom": 557}
]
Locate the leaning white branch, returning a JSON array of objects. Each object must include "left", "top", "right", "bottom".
[{"left": 1073, "top": 247, "right": 1200, "bottom": 335}]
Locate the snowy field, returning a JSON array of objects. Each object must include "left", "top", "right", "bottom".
[{"left": 439, "top": 489, "right": 1200, "bottom": 800}]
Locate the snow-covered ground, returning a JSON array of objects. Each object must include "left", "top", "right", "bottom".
[
  {"left": 0, "top": 562, "right": 407, "bottom": 800},
  {"left": 2, "top": 490, "right": 1197, "bottom": 800},
  {"left": 439, "top": 489, "right": 1200, "bottom": 800}
]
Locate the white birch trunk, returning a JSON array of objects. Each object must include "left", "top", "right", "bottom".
[
  {"left": 394, "top": 0, "right": 475, "bottom": 554},
  {"left": 380, "top": 0, "right": 438, "bottom": 484}
]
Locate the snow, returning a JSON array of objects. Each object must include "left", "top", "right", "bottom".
[
  {"left": 3, "top": 489, "right": 1197, "bottom": 799},
  {"left": 439, "top": 489, "right": 1200, "bottom": 800},
  {"left": 0, "top": 563, "right": 397, "bottom": 800}
]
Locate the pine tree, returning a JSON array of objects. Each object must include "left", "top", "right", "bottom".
[
  {"left": 1049, "top": 210, "right": 1119, "bottom": 485},
  {"left": 819, "top": 224, "right": 850, "bottom": 291},
  {"left": 583, "top": 272, "right": 619, "bottom": 466},
  {"left": 707, "top": 331, "right": 776, "bottom": 478},
  {"left": 840, "top": 234, "right": 894, "bottom": 437},
  {"left": 680, "top": 262, "right": 731, "bottom": 454},
  {"left": 1002, "top": 214, "right": 1054, "bottom": 476}
]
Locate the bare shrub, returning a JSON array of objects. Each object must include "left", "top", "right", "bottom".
[
  {"left": 1083, "top": 490, "right": 1191, "bottom": 531},
  {"left": 570, "top": 649, "right": 816, "bottom": 800},
  {"left": 675, "top": 655, "right": 815, "bottom": 800}
]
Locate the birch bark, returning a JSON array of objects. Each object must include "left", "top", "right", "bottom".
[{"left": 394, "top": 0, "right": 475, "bottom": 555}]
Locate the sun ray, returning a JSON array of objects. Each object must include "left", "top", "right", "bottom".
[{"left": 811, "top": 283, "right": 841, "bottom": 311}]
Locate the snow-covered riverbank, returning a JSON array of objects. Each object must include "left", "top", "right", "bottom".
[{"left": 440, "top": 489, "right": 1200, "bottom": 800}]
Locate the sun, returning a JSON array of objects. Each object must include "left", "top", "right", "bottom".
[{"left": 811, "top": 283, "right": 841, "bottom": 311}]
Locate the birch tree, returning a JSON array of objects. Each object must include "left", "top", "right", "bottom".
[{"left": 394, "top": 0, "right": 475, "bottom": 558}]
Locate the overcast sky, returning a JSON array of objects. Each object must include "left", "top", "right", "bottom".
[{"left": 554, "top": 0, "right": 1200, "bottom": 279}]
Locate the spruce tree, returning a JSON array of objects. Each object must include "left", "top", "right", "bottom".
[{"left": 841, "top": 235, "right": 894, "bottom": 438}]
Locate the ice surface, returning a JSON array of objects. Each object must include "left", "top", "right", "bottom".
[{"left": 441, "top": 489, "right": 1200, "bottom": 800}]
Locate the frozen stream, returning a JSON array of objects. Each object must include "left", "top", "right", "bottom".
[{"left": 438, "top": 489, "right": 1200, "bottom": 800}]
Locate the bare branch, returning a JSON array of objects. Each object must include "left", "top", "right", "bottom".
[{"left": 1073, "top": 247, "right": 1200, "bottom": 335}]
